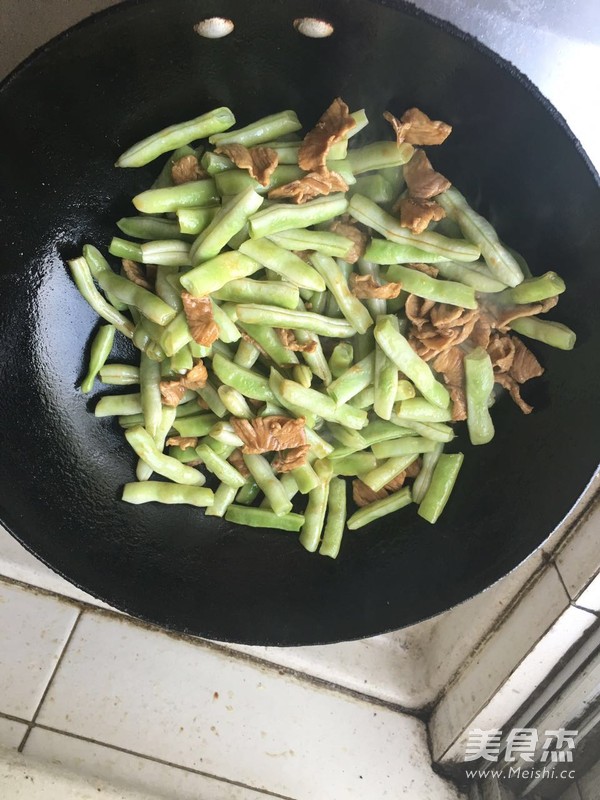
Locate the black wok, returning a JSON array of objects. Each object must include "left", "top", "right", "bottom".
[{"left": 0, "top": 0, "right": 598, "bottom": 645}]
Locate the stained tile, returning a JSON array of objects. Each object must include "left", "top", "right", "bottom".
[{"left": 0, "top": 716, "right": 27, "bottom": 749}]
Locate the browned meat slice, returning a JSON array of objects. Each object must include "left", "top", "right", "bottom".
[
  {"left": 407, "top": 295, "right": 478, "bottom": 361},
  {"left": 384, "top": 473, "right": 406, "bottom": 492},
  {"left": 352, "top": 479, "right": 388, "bottom": 507},
  {"left": 181, "top": 292, "right": 219, "bottom": 347},
  {"left": 230, "top": 416, "right": 307, "bottom": 455},
  {"left": 430, "top": 303, "right": 466, "bottom": 329},
  {"left": 268, "top": 169, "right": 348, "bottom": 204},
  {"left": 494, "top": 372, "right": 533, "bottom": 414},
  {"left": 181, "top": 360, "right": 208, "bottom": 391},
  {"left": 328, "top": 220, "right": 368, "bottom": 263},
  {"left": 398, "top": 197, "right": 445, "bottom": 234},
  {"left": 298, "top": 97, "right": 356, "bottom": 172},
  {"left": 122, "top": 259, "right": 152, "bottom": 290},
  {"left": 228, "top": 449, "right": 250, "bottom": 478},
  {"left": 171, "top": 155, "right": 207, "bottom": 185},
  {"left": 403, "top": 149, "right": 451, "bottom": 200},
  {"left": 383, "top": 110, "right": 412, "bottom": 145},
  {"left": 405, "top": 458, "right": 422, "bottom": 479},
  {"left": 470, "top": 316, "right": 493, "bottom": 349},
  {"left": 276, "top": 328, "right": 317, "bottom": 353},
  {"left": 159, "top": 381, "right": 188, "bottom": 407},
  {"left": 214, "top": 143, "right": 279, "bottom": 186},
  {"left": 405, "top": 294, "right": 436, "bottom": 328},
  {"left": 166, "top": 436, "right": 198, "bottom": 450},
  {"left": 510, "top": 337, "right": 544, "bottom": 384},
  {"left": 489, "top": 296, "right": 558, "bottom": 329},
  {"left": 272, "top": 444, "right": 310, "bottom": 473},
  {"left": 399, "top": 108, "right": 452, "bottom": 145},
  {"left": 432, "top": 347, "right": 467, "bottom": 421},
  {"left": 349, "top": 273, "right": 403, "bottom": 300},
  {"left": 487, "top": 333, "right": 516, "bottom": 373}
]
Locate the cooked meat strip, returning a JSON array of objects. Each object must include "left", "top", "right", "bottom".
[
  {"left": 399, "top": 107, "right": 452, "bottom": 145},
  {"left": 159, "top": 381, "right": 188, "bottom": 407},
  {"left": 121, "top": 259, "right": 153, "bottom": 290},
  {"left": 328, "top": 220, "right": 368, "bottom": 263},
  {"left": 276, "top": 328, "right": 317, "bottom": 353},
  {"left": 268, "top": 168, "right": 348, "bottom": 204},
  {"left": 171, "top": 155, "right": 207, "bottom": 185},
  {"left": 230, "top": 416, "right": 306, "bottom": 454},
  {"left": 298, "top": 97, "right": 356, "bottom": 172},
  {"left": 165, "top": 436, "right": 198, "bottom": 450},
  {"left": 398, "top": 196, "right": 445, "bottom": 234},
  {"left": 352, "top": 479, "right": 388, "bottom": 507},
  {"left": 383, "top": 110, "right": 412, "bottom": 145},
  {"left": 181, "top": 292, "right": 219, "bottom": 347},
  {"left": 228, "top": 449, "right": 251, "bottom": 478},
  {"left": 349, "top": 273, "right": 403, "bottom": 300},
  {"left": 214, "top": 143, "right": 279, "bottom": 186},
  {"left": 272, "top": 444, "right": 310, "bottom": 473},
  {"left": 403, "top": 149, "right": 451, "bottom": 200}
]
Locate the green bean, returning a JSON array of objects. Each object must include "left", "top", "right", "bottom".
[
  {"left": 197, "top": 381, "right": 227, "bottom": 418},
  {"left": 236, "top": 304, "right": 356, "bottom": 338},
  {"left": 107, "top": 237, "right": 143, "bottom": 262},
  {"left": 347, "top": 141, "right": 414, "bottom": 174},
  {"left": 158, "top": 312, "right": 191, "bottom": 357},
  {"left": 137, "top": 404, "right": 177, "bottom": 481},
  {"left": 365, "top": 238, "right": 459, "bottom": 265},
  {"left": 124, "top": 425, "right": 204, "bottom": 485},
  {"left": 133, "top": 180, "right": 219, "bottom": 213},
  {"left": 374, "top": 316, "right": 450, "bottom": 409},
  {"left": 195, "top": 444, "right": 246, "bottom": 489},
  {"left": 328, "top": 343, "right": 354, "bottom": 379},
  {"left": 118, "top": 216, "right": 192, "bottom": 241},
  {"left": 394, "top": 397, "right": 454, "bottom": 423},
  {"left": 201, "top": 151, "right": 235, "bottom": 175},
  {"left": 356, "top": 259, "right": 387, "bottom": 318},
  {"left": 213, "top": 278, "right": 300, "bottom": 309},
  {"left": 259, "top": 473, "right": 297, "bottom": 508},
  {"left": 330, "top": 419, "right": 414, "bottom": 459},
  {"left": 176, "top": 206, "right": 219, "bottom": 236},
  {"left": 91, "top": 267, "right": 176, "bottom": 326},
  {"left": 360, "top": 454, "right": 418, "bottom": 493},
  {"left": 235, "top": 479, "right": 261, "bottom": 506},
  {"left": 266, "top": 370, "right": 318, "bottom": 428},
  {"left": 500, "top": 271, "right": 566, "bottom": 304},
  {"left": 390, "top": 417, "right": 454, "bottom": 442},
  {"left": 464, "top": 347, "right": 495, "bottom": 445},
  {"left": 170, "top": 343, "right": 193, "bottom": 374},
  {"left": 225, "top": 505, "right": 304, "bottom": 531},
  {"left": 327, "top": 423, "right": 366, "bottom": 451},
  {"left": 68, "top": 258, "right": 135, "bottom": 339},
  {"left": 418, "top": 453, "right": 464, "bottom": 523},
  {"left": 299, "top": 464, "right": 331, "bottom": 552},
  {"left": 122, "top": 482, "right": 214, "bottom": 506},
  {"left": 347, "top": 109, "right": 369, "bottom": 138},
  {"left": 437, "top": 187, "right": 523, "bottom": 286},
  {"left": 278, "top": 378, "right": 367, "bottom": 430},
  {"left": 372, "top": 437, "right": 437, "bottom": 458},
  {"left": 327, "top": 353, "right": 375, "bottom": 404},
  {"left": 239, "top": 239, "right": 326, "bottom": 292},
  {"left": 209, "top": 110, "right": 302, "bottom": 146},
  {"left": 81, "top": 325, "right": 116, "bottom": 393},
  {"left": 261, "top": 139, "right": 348, "bottom": 163},
  {"left": 318, "top": 477, "right": 347, "bottom": 559},
  {"left": 140, "top": 240, "right": 191, "bottom": 267},
  {"left": 139, "top": 354, "right": 162, "bottom": 437},
  {"left": 190, "top": 187, "right": 264, "bottom": 263},
  {"left": 330, "top": 452, "right": 376, "bottom": 476},
  {"left": 267, "top": 228, "right": 353, "bottom": 260},
  {"left": 206, "top": 301, "right": 238, "bottom": 344},
  {"left": 212, "top": 340, "right": 234, "bottom": 360},
  {"left": 350, "top": 379, "right": 415, "bottom": 410},
  {"left": 180, "top": 251, "right": 261, "bottom": 296},
  {"left": 308, "top": 290, "right": 328, "bottom": 314},
  {"left": 99, "top": 363, "right": 139, "bottom": 385},
  {"left": 373, "top": 298, "right": 398, "bottom": 421},
  {"left": 82, "top": 245, "right": 129, "bottom": 311},
  {"left": 204, "top": 436, "right": 235, "bottom": 458},
  {"left": 433, "top": 260, "right": 507, "bottom": 293},
  {"left": 385, "top": 264, "right": 476, "bottom": 309},
  {"left": 310, "top": 253, "right": 373, "bottom": 334},
  {"left": 242, "top": 454, "right": 293, "bottom": 516},
  {"left": 292, "top": 364, "right": 312, "bottom": 388},
  {"left": 350, "top": 195, "right": 481, "bottom": 262},
  {"left": 305, "top": 425, "right": 334, "bottom": 459},
  {"left": 205, "top": 483, "right": 238, "bottom": 517},
  {"left": 347, "top": 486, "right": 412, "bottom": 530},
  {"left": 212, "top": 354, "right": 274, "bottom": 402},
  {"left": 348, "top": 174, "right": 394, "bottom": 204},
  {"left": 95, "top": 393, "right": 142, "bottom": 417},
  {"left": 412, "top": 443, "right": 444, "bottom": 503},
  {"left": 154, "top": 265, "right": 182, "bottom": 311},
  {"left": 116, "top": 109, "right": 233, "bottom": 167},
  {"left": 234, "top": 338, "right": 261, "bottom": 369},
  {"left": 209, "top": 422, "right": 244, "bottom": 447},
  {"left": 151, "top": 145, "right": 196, "bottom": 189},
  {"left": 189, "top": 342, "right": 212, "bottom": 359},
  {"left": 509, "top": 317, "right": 576, "bottom": 350},
  {"left": 249, "top": 194, "right": 349, "bottom": 239},
  {"left": 290, "top": 462, "right": 320, "bottom": 494},
  {"left": 214, "top": 165, "right": 304, "bottom": 197},
  {"left": 239, "top": 323, "right": 300, "bottom": 368},
  {"left": 172, "top": 413, "right": 219, "bottom": 437}
]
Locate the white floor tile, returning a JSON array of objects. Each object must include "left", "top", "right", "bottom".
[
  {"left": 555, "top": 501, "right": 600, "bottom": 603},
  {"left": 37, "top": 612, "right": 464, "bottom": 800},
  {"left": 0, "top": 581, "right": 79, "bottom": 720},
  {"left": 26, "top": 728, "right": 271, "bottom": 800},
  {"left": 578, "top": 759, "right": 600, "bottom": 800},
  {"left": 0, "top": 717, "right": 27, "bottom": 750}
]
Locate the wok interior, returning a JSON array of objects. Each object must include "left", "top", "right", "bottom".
[{"left": 0, "top": 0, "right": 598, "bottom": 644}]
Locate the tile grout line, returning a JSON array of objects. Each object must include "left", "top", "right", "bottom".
[
  {"left": 0, "top": 710, "right": 31, "bottom": 726},
  {"left": 0, "top": 573, "right": 425, "bottom": 719},
  {"left": 17, "top": 608, "right": 84, "bottom": 753},
  {"left": 27, "top": 723, "right": 299, "bottom": 800}
]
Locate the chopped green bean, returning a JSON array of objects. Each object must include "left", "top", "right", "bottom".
[
  {"left": 293, "top": 364, "right": 312, "bottom": 388},
  {"left": 216, "top": 386, "right": 255, "bottom": 419},
  {"left": 373, "top": 312, "right": 398, "bottom": 420},
  {"left": 235, "top": 479, "right": 261, "bottom": 506},
  {"left": 140, "top": 240, "right": 191, "bottom": 267},
  {"left": 290, "top": 462, "right": 320, "bottom": 494},
  {"left": 196, "top": 443, "right": 246, "bottom": 488},
  {"left": 299, "top": 464, "right": 331, "bottom": 552},
  {"left": 464, "top": 347, "right": 495, "bottom": 445},
  {"left": 239, "top": 238, "right": 326, "bottom": 292},
  {"left": 68, "top": 258, "right": 135, "bottom": 339},
  {"left": 214, "top": 278, "right": 299, "bottom": 309},
  {"left": 394, "top": 397, "right": 454, "bottom": 423},
  {"left": 365, "top": 238, "right": 460, "bottom": 265},
  {"left": 225, "top": 505, "right": 304, "bottom": 531},
  {"left": 242, "top": 454, "right": 293, "bottom": 516},
  {"left": 209, "top": 110, "right": 302, "bottom": 147},
  {"left": 249, "top": 194, "right": 349, "bottom": 239},
  {"left": 139, "top": 353, "right": 162, "bottom": 437},
  {"left": 99, "top": 363, "right": 139, "bottom": 385},
  {"left": 329, "top": 343, "right": 354, "bottom": 379},
  {"left": 385, "top": 264, "right": 476, "bottom": 309},
  {"left": 418, "top": 453, "right": 464, "bottom": 523},
  {"left": 330, "top": 452, "right": 376, "bottom": 476},
  {"left": 234, "top": 338, "right": 260, "bottom": 369},
  {"left": 268, "top": 228, "right": 355, "bottom": 260},
  {"left": 509, "top": 317, "right": 576, "bottom": 350},
  {"left": 360, "top": 454, "right": 418, "bottom": 493},
  {"left": 327, "top": 353, "right": 375, "bottom": 404},
  {"left": 310, "top": 253, "right": 373, "bottom": 334},
  {"left": 190, "top": 187, "right": 264, "bottom": 263},
  {"left": 176, "top": 206, "right": 220, "bottom": 235},
  {"left": 412, "top": 443, "right": 444, "bottom": 503},
  {"left": 213, "top": 354, "right": 274, "bottom": 402},
  {"left": 124, "top": 425, "right": 204, "bottom": 485},
  {"left": 201, "top": 151, "right": 235, "bottom": 175},
  {"left": 214, "top": 165, "right": 304, "bottom": 197},
  {"left": 347, "top": 486, "right": 412, "bottom": 530},
  {"left": 372, "top": 437, "right": 437, "bottom": 458},
  {"left": 236, "top": 304, "right": 356, "bottom": 338},
  {"left": 122, "top": 482, "right": 214, "bottom": 506},
  {"left": 347, "top": 141, "right": 414, "bottom": 174},
  {"left": 81, "top": 325, "right": 116, "bottom": 393},
  {"left": 133, "top": 180, "right": 219, "bottom": 214},
  {"left": 91, "top": 267, "right": 177, "bottom": 326},
  {"left": 279, "top": 378, "right": 367, "bottom": 431},
  {"left": 118, "top": 216, "right": 191, "bottom": 241},
  {"left": 108, "top": 237, "right": 143, "bottom": 262},
  {"left": 349, "top": 174, "right": 394, "bottom": 204},
  {"left": 390, "top": 417, "right": 454, "bottom": 442},
  {"left": 206, "top": 483, "right": 238, "bottom": 517},
  {"left": 319, "top": 478, "right": 347, "bottom": 558},
  {"left": 180, "top": 251, "right": 261, "bottom": 296},
  {"left": 95, "top": 393, "right": 142, "bottom": 417},
  {"left": 136, "top": 404, "right": 177, "bottom": 481},
  {"left": 502, "top": 271, "right": 566, "bottom": 304},
  {"left": 434, "top": 260, "right": 508, "bottom": 293},
  {"left": 172, "top": 413, "right": 219, "bottom": 437}
]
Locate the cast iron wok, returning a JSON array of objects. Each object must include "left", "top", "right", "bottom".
[{"left": 0, "top": 0, "right": 598, "bottom": 645}]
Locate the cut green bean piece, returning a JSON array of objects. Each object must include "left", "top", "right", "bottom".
[
  {"left": 330, "top": 452, "right": 376, "bottom": 476},
  {"left": 236, "top": 304, "right": 356, "bottom": 338},
  {"left": 243, "top": 454, "right": 293, "bottom": 516},
  {"left": 234, "top": 338, "right": 260, "bottom": 369},
  {"left": 433, "top": 260, "right": 507, "bottom": 293},
  {"left": 217, "top": 386, "right": 255, "bottom": 419},
  {"left": 347, "top": 141, "right": 414, "bottom": 174},
  {"left": 201, "top": 151, "right": 235, "bottom": 175},
  {"left": 249, "top": 194, "right": 349, "bottom": 239},
  {"left": 394, "top": 398, "right": 454, "bottom": 423},
  {"left": 293, "top": 364, "right": 312, "bottom": 388},
  {"left": 170, "top": 343, "right": 193, "bottom": 374},
  {"left": 154, "top": 265, "right": 183, "bottom": 311},
  {"left": 95, "top": 393, "right": 142, "bottom": 417},
  {"left": 159, "top": 312, "right": 192, "bottom": 357},
  {"left": 464, "top": 347, "right": 495, "bottom": 445},
  {"left": 375, "top": 316, "right": 450, "bottom": 409},
  {"left": 176, "top": 206, "right": 219, "bottom": 235},
  {"left": 124, "top": 425, "right": 204, "bottom": 485},
  {"left": 81, "top": 325, "right": 116, "bottom": 393},
  {"left": 290, "top": 462, "right": 320, "bottom": 494},
  {"left": 329, "top": 420, "right": 415, "bottom": 458},
  {"left": 195, "top": 444, "right": 246, "bottom": 489},
  {"left": 503, "top": 271, "right": 566, "bottom": 304},
  {"left": 123, "top": 483, "right": 214, "bottom": 506},
  {"left": 327, "top": 423, "right": 366, "bottom": 451},
  {"left": 319, "top": 478, "right": 347, "bottom": 559},
  {"left": 418, "top": 453, "right": 464, "bottom": 524},
  {"left": 140, "top": 240, "right": 191, "bottom": 267},
  {"left": 197, "top": 381, "right": 227, "bottom": 418},
  {"left": 209, "top": 301, "right": 240, "bottom": 344},
  {"left": 327, "top": 353, "right": 375, "bottom": 404},
  {"left": 213, "top": 354, "right": 274, "bottom": 402},
  {"left": 214, "top": 278, "right": 300, "bottom": 309},
  {"left": 385, "top": 265, "right": 476, "bottom": 309},
  {"left": 225, "top": 505, "right": 304, "bottom": 531},
  {"left": 346, "top": 109, "right": 369, "bottom": 138},
  {"left": 214, "top": 165, "right": 304, "bottom": 197},
  {"left": 180, "top": 251, "right": 261, "bottom": 296},
  {"left": 351, "top": 379, "right": 415, "bottom": 410},
  {"left": 118, "top": 216, "right": 191, "bottom": 241},
  {"left": 209, "top": 421, "right": 244, "bottom": 447},
  {"left": 172, "top": 413, "right": 219, "bottom": 437},
  {"left": 361, "top": 454, "right": 418, "bottom": 493},
  {"left": 350, "top": 195, "right": 481, "bottom": 262},
  {"left": 209, "top": 110, "right": 302, "bottom": 146},
  {"left": 108, "top": 237, "right": 143, "bottom": 262},
  {"left": 239, "top": 238, "right": 326, "bottom": 292},
  {"left": 390, "top": 417, "right": 455, "bottom": 442},
  {"left": 437, "top": 187, "right": 523, "bottom": 286},
  {"left": 347, "top": 487, "right": 412, "bottom": 530},
  {"left": 133, "top": 180, "right": 219, "bottom": 214},
  {"left": 261, "top": 138, "right": 348, "bottom": 163},
  {"left": 279, "top": 378, "right": 368, "bottom": 431},
  {"left": 235, "top": 479, "right": 261, "bottom": 506},
  {"left": 349, "top": 174, "right": 394, "bottom": 204},
  {"left": 372, "top": 437, "right": 437, "bottom": 458},
  {"left": 365, "top": 238, "right": 461, "bottom": 265},
  {"left": 412, "top": 443, "right": 444, "bottom": 504},
  {"left": 310, "top": 253, "right": 373, "bottom": 334},
  {"left": 190, "top": 187, "right": 264, "bottom": 263},
  {"left": 267, "top": 228, "right": 354, "bottom": 260},
  {"left": 99, "top": 363, "right": 139, "bottom": 385},
  {"left": 300, "top": 468, "right": 331, "bottom": 552},
  {"left": 117, "top": 107, "right": 235, "bottom": 167},
  {"left": 206, "top": 483, "right": 238, "bottom": 517},
  {"left": 374, "top": 310, "right": 398, "bottom": 420},
  {"left": 329, "top": 343, "right": 354, "bottom": 379},
  {"left": 509, "top": 317, "right": 576, "bottom": 350},
  {"left": 68, "top": 258, "right": 135, "bottom": 339},
  {"left": 137, "top": 404, "right": 177, "bottom": 481},
  {"left": 91, "top": 267, "right": 177, "bottom": 326},
  {"left": 238, "top": 323, "right": 299, "bottom": 368},
  {"left": 139, "top": 353, "right": 162, "bottom": 437}
]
